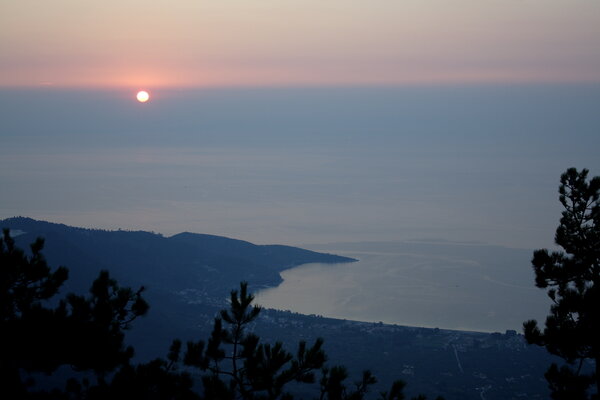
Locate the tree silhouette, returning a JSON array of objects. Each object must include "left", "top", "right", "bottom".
[
  {"left": 0, "top": 228, "right": 149, "bottom": 397},
  {"left": 523, "top": 168, "right": 600, "bottom": 400},
  {"left": 181, "top": 282, "right": 328, "bottom": 399},
  {"left": 82, "top": 339, "right": 198, "bottom": 400}
]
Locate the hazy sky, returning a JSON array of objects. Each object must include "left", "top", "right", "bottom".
[{"left": 2, "top": 0, "right": 600, "bottom": 88}]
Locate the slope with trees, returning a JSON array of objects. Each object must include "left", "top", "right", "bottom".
[{"left": 0, "top": 228, "right": 441, "bottom": 399}]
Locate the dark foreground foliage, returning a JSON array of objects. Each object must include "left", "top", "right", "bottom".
[
  {"left": 0, "top": 228, "right": 441, "bottom": 400},
  {"left": 523, "top": 168, "right": 600, "bottom": 400}
]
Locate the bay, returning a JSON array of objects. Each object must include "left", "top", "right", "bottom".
[{"left": 256, "top": 241, "right": 550, "bottom": 332}]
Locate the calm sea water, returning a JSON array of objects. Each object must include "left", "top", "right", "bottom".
[
  {"left": 1, "top": 85, "right": 599, "bottom": 331},
  {"left": 256, "top": 241, "right": 550, "bottom": 332}
]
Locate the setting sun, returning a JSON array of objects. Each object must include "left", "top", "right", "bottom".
[{"left": 136, "top": 90, "right": 150, "bottom": 103}]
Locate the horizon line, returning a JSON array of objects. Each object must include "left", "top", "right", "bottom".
[{"left": 2, "top": 80, "right": 600, "bottom": 91}]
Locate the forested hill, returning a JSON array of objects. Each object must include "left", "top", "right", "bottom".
[
  {"left": 0, "top": 217, "right": 354, "bottom": 297},
  {"left": 1, "top": 217, "right": 356, "bottom": 362}
]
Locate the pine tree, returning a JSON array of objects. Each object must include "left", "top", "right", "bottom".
[
  {"left": 0, "top": 229, "right": 149, "bottom": 397},
  {"left": 523, "top": 168, "right": 600, "bottom": 399},
  {"left": 181, "top": 282, "right": 328, "bottom": 399}
]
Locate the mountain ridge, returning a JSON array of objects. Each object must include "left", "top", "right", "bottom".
[{"left": 0, "top": 216, "right": 355, "bottom": 292}]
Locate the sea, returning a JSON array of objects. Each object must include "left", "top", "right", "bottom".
[{"left": 1, "top": 84, "right": 599, "bottom": 332}]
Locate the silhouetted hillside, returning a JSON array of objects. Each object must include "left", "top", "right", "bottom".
[
  {"left": 1, "top": 217, "right": 354, "bottom": 295},
  {"left": 0, "top": 217, "right": 356, "bottom": 362}
]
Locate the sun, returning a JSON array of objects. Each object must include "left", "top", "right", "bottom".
[{"left": 136, "top": 90, "right": 150, "bottom": 103}]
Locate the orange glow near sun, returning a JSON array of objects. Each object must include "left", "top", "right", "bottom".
[{"left": 136, "top": 90, "right": 150, "bottom": 103}]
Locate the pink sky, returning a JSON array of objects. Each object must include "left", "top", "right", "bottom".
[{"left": 1, "top": 0, "right": 599, "bottom": 88}]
